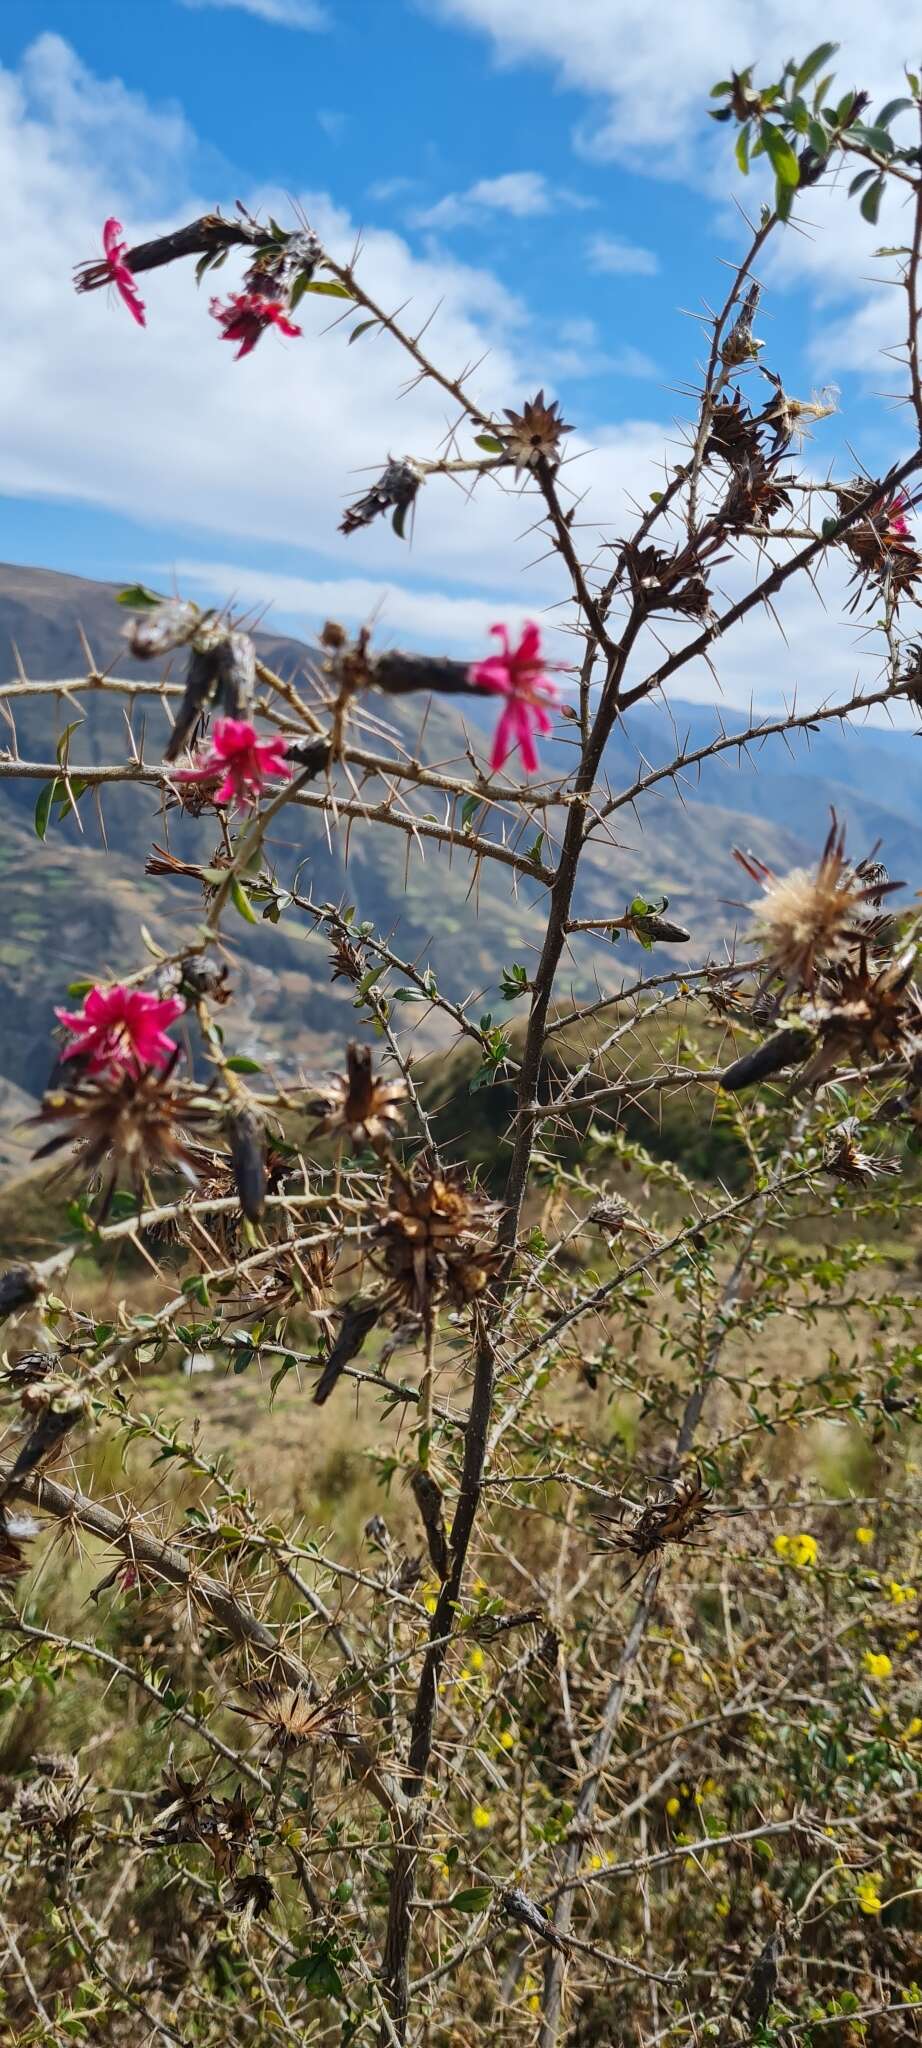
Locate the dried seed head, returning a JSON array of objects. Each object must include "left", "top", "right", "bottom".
[
  {"left": 501, "top": 390, "right": 573, "bottom": 476},
  {"left": 31, "top": 1057, "right": 213, "bottom": 1215},
  {"left": 308, "top": 1043, "right": 407, "bottom": 1152},
  {"left": 377, "top": 1168, "right": 500, "bottom": 1314},
  {"left": 235, "top": 1683, "right": 350, "bottom": 1753},
  {"left": 737, "top": 816, "right": 890, "bottom": 994},
  {"left": 596, "top": 1467, "right": 715, "bottom": 1560},
  {"left": 823, "top": 1119, "right": 899, "bottom": 1185},
  {"left": 801, "top": 944, "right": 922, "bottom": 1085}
]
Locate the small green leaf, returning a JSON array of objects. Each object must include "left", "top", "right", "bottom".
[
  {"left": 793, "top": 42, "right": 838, "bottom": 93},
  {"left": 230, "top": 876, "right": 258, "bottom": 924},
  {"left": 876, "top": 97, "right": 913, "bottom": 125},
  {"left": 448, "top": 1886, "right": 492, "bottom": 1913},
  {"left": 760, "top": 122, "right": 800, "bottom": 188},
  {"left": 225, "top": 1055, "right": 263, "bottom": 1073},
  {"left": 860, "top": 176, "right": 885, "bottom": 225},
  {"left": 735, "top": 124, "right": 750, "bottom": 174},
  {"left": 34, "top": 778, "right": 61, "bottom": 840},
  {"left": 461, "top": 793, "right": 481, "bottom": 831},
  {"left": 67, "top": 978, "right": 94, "bottom": 999},
  {"left": 116, "top": 584, "right": 164, "bottom": 610},
  {"left": 848, "top": 168, "right": 877, "bottom": 195},
  {"left": 348, "top": 318, "right": 379, "bottom": 344},
  {"left": 474, "top": 433, "right": 504, "bottom": 453},
  {"left": 300, "top": 278, "right": 355, "bottom": 299},
  {"left": 709, "top": 79, "right": 733, "bottom": 97},
  {"left": 392, "top": 501, "right": 410, "bottom": 540},
  {"left": 392, "top": 986, "right": 426, "bottom": 1003},
  {"left": 807, "top": 118, "right": 830, "bottom": 156}
]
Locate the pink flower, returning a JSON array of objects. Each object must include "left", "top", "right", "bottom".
[
  {"left": 56, "top": 985, "right": 184, "bottom": 1077},
  {"left": 101, "top": 218, "right": 146, "bottom": 328},
  {"left": 210, "top": 292, "right": 302, "bottom": 360},
  {"left": 469, "top": 622, "right": 558, "bottom": 775},
  {"left": 173, "top": 717, "right": 292, "bottom": 809}
]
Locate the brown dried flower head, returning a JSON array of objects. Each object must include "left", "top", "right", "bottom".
[
  {"left": 823, "top": 1119, "right": 899, "bottom": 1185},
  {"left": 377, "top": 1168, "right": 500, "bottom": 1313},
  {"left": 308, "top": 1043, "right": 407, "bottom": 1152},
  {"left": 234, "top": 1683, "right": 350, "bottom": 1754},
  {"left": 736, "top": 815, "right": 892, "bottom": 994},
  {"left": 596, "top": 1467, "right": 715, "bottom": 1561},
  {"left": 501, "top": 390, "right": 573, "bottom": 477},
  {"left": 802, "top": 944, "right": 922, "bottom": 1085},
  {"left": 31, "top": 1056, "right": 213, "bottom": 1214}
]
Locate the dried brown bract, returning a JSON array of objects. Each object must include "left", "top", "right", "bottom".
[
  {"left": 501, "top": 390, "right": 573, "bottom": 477},
  {"left": 596, "top": 1467, "right": 715, "bottom": 1561},
  {"left": 31, "top": 1057, "right": 213, "bottom": 1215},
  {"left": 308, "top": 1043, "right": 407, "bottom": 1152},
  {"left": 835, "top": 482, "right": 922, "bottom": 612},
  {"left": 376, "top": 1168, "right": 500, "bottom": 1315}
]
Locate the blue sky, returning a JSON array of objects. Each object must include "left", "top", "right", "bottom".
[{"left": 0, "top": 0, "right": 916, "bottom": 708}]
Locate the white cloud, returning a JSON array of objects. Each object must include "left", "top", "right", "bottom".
[
  {"left": 0, "top": 28, "right": 908, "bottom": 722},
  {"left": 586, "top": 231, "right": 659, "bottom": 277},
  {"left": 412, "top": 170, "right": 557, "bottom": 230},
  {"left": 168, "top": 560, "right": 556, "bottom": 654},
  {"left": 428, "top": 1, "right": 914, "bottom": 166},
  {"left": 179, "top": 0, "right": 328, "bottom": 27}
]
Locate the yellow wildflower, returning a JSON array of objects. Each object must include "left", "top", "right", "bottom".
[
  {"left": 471, "top": 1804, "right": 492, "bottom": 1830},
  {"left": 665, "top": 1796, "right": 681, "bottom": 1818},
  {"left": 855, "top": 1526, "right": 875, "bottom": 1546},
  {"left": 588, "top": 1853, "right": 603, "bottom": 1871},
  {"left": 424, "top": 1595, "right": 438, "bottom": 1616},
  {"left": 887, "top": 1581, "right": 916, "bottom": 1605},
  {"left": 469, "top": 1648, "right": 485, "bottom": 1672},
  {"left": 528, "top": 1995, "right": 541, "bottom": 2013},
  {"left": 903, "top": 1717, "right": 922, "bottom": 1741},
  {"left": 499, "top": 1729, "right": 515, "bottom": 1751},
  {"left": 856, "top": 1873, "right": 883, "bottom": 1916},
  {"left": 715, "top": 1896, "right": 731, "bottom": 1919},
  {"left": 863, "top": 1650, "right": 893, "bottom": 1681},
  {"left": 774, "top": 1531, "right": 818, "bottom": 1567}
]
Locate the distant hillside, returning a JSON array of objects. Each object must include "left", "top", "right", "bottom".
[{"left": 1, "top": 560, "right": 917, "bottom": 1173}]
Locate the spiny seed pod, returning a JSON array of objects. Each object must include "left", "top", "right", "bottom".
[
  {"left": 124, "top": 598, "right": 201, "bottom": 660},
  {"left": 164, "top": 645, "right": 223, "bottom": 762},
  {"left": 719, "top": 1026, "right": 813, "bottom": 1092},
  {"left": 313, "top": 1297, "right": 381, "bottom": 1406},
  {"left": 215, "top": 630, "right": 256, "bottom": 719},
  {"left": 227, "top": 1104, "right": 266, "bottom": 1224},
  {"left": 408, "top": 1463, "right": 449, "bottom": 1580}
]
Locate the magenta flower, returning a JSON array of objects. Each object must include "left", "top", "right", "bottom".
[
  {"left": 56, "top": 984, "right": 184, "bottom": 1077},
  {"left": 101, "top": 218, "right": 146, "bottom": 328},
  {"left": 173, "top": 717, "right": 292, "bottom": 809},
  {"left": 210, "top": 292, "right": 302, "bottom": 360},
  {"left": 469, "top": 622, "right": 558, "bottom": 775}
]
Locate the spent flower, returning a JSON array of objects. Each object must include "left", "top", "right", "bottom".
[{"left": 100, "top": 218, "right": 146, "bottom": 327}]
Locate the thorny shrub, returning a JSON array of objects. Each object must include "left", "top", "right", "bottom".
[{"left": 0, "top": 41, "right": 921, "bottom": 2048}]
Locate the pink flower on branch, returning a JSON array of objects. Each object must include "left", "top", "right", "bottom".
[
  {"left": 173, "top": 717, "right": 292, "bottom": 810},
  {"left": 56, "top": 985, "right": 184, "bottom": 1077},
  {"left": 101, "top": 219, "right": 146, "bottom": 327},
  {"left": 210, "top": 292, "right": 302, "bottom": 360},
  {"left": 469, "top": 622, "right": 558, "bottom": 776}
]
